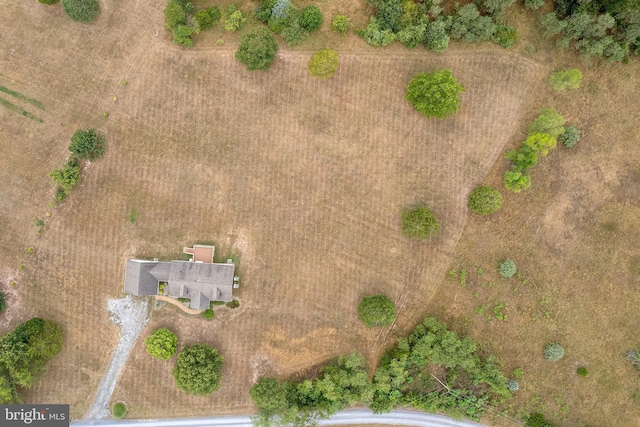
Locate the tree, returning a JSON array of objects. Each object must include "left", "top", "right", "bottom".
[
  {"left": 493, "top": 24, "right": 518, "bottom": 49},
  {"left": 235, "top": 28, "right": 279, "bottom": 71},
  {"left": 308, "top": 49, "right": 339, "bottom": 79},
  {"left": 362, "top": 17, "right": 397, "bottom": 46},
  {"left": 402, "top": 206, "right": 439, "bottom": 239},
  {"left": 474, "top": 0, "right": 516, "bottom": 16},
  {"left": 405, "top": 70, "right": 465, "bottom": 119},
  {"left": 523, "top": 133, "right": 557, "bottom": 156},
  {"left": 424, "top": 20, "right": 450, "bottom": 52},
  {"left": 331, "top": 15, "right": 352, "bottom": 35},
  {"left": 544, "top": 343, "right": 565, "bottom": 361},
  {"left": 526, "top": 413, "right": 557, "bottom": 427},
  {"left": 145, "top": 328, "right": 178, "bottom": 360},
  {"left": 164, "top": 0, "right": 187, "bottom": 29},
  {"left": 69, "top": 128, "right": 105, "bottom": 160},
  {"left": 468, "top": 186, "right": 503, "bottom": 215},
  {"left": 503, "top": 170, "right": 531, "bottom": 192},
  {"left": 498, "top": 259, "right": 517, "bottom": 278},
  {"left": 549, "top": 68, "right": 582, "bottom": 91},
  {"left": 112, "top": 402, "right": 127, "bottom": 419},
  {"left": 173, "top": 25, "right": 197, "bottom": 47},
  {"left": 173, "top": 343, "right": 224, "bottom": 395},
  {"left": 397, "top": 24, "right": 427, "bottom": 48},
  {"left": 195, "top": 6, "right": 221, "bottom": 30},
  {"left": 505, "top": 145, "right": 538, "bottom": 172},
  {"left": 358, "top": 295, "right": 397, "bottom": 328},
  {"left": 0, "top": 293, "right": 5, "bottom": 314},
  {"left": 528, "top": 108, "right": 565, "bottom": 137},
  {"left": 299, "top": 6, "right": 323, "bottom": 32},
  {"left": 271, "top": 0, "right": 291, "bottom": 19},
  {"left": 50, "top": 162, "right": 80, "bottom": 195},
  {"left": 61, "top": 0, "right": 100, "bottom": 22},
  {"left": 559, "top": 126, "right": 580, "bottom": 147},
  {"left": 524, "top": 0, "right": 545, "bottom": 10},
  {"left": 376, "top": 0, "right": 404, "bottom": 32},
  {"left": 250, "top": 377, "right": 289, "bottom": 415},
  {"left": 224, "top": 9, "right": 246, "bottom": 32}
]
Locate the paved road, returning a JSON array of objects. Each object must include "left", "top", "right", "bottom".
[{"left": 72, "top": 409, "right": 486, "bottom": 427}]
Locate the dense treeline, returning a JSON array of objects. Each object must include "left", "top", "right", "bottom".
[
  {"left": 251, "top": 317, "right": 510, "bottom": 425},
  {"left": 0, "top": 318, "right": 63, "bottom": 403}
]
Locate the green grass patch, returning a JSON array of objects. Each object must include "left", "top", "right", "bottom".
[
  {"left": 0, "top": 97, "right": 43, "bottom": 123},
  {"left": 0, "top": 85, "right": 45, "bottom": 109},
  {"left": 128, "top": 208, "right": 137, "bottom": 224}
]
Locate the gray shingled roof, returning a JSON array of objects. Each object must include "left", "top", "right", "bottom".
[
  {"left": 166, "top": 261, "right": 234, "bottom": 303},
  {"left": 149, "top": 262, "right": 171, "bottom": 282},
  {"left": 124, "top": 260, "right": 162, "bottom": 296}
]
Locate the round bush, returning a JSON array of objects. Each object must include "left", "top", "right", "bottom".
[
  {"left": 61, "top": 0, "right": 100, "bottom": 22},
  {"left": 559, "top": 126, "right": 580, "bottom": 147},
  {"left": 358, "top": 295, "right": 397, "bottom": 328},
  {"left": 402, "top": 206, "right": 439, "bottom": 239},
  {"left": 69, "top": 128, "right": 105, "bottom": 161},
  {"left": 498, "top": 259, "right": 517, "bottom": 278},
  {"left": 145, "top": 328, "right": 178, "bottom": 360},
  {"left": 405, "top": 70, "right": 465, "bottom": 119},
  {"left": 111, "top": 402, "right": 127, "bottom": 419},
  {"left": 331, "top": 15, "right": 352, "bottom": 35},
  {"left": 173, "top": 343, "right": 224, "bottom": 395},
  {"left": 308, "top": 49, "right": 339, "bottom": 79},
  {"left": 544, "top": 342, "right": 565, "bottom": 361},
  {"left": 226, "top": 299, "right": 240, "bottom": 309},
  {"left": 577, "top": 366, "right": 589, "bottom": 377},
  {"left": 202, "top": 309, "right": 214, "bottom": 319},
  {"left": 506, "top": 379, "right": 519, "bottom": 391},
  {"left": 235, "top": 27, "right": 279, "bottom": 71},
  {"left": 299, "top": 6, "right": 323, "bottom": 32},
  {"left": 468, "top": 186, "right": 503, "bottom": 215}
]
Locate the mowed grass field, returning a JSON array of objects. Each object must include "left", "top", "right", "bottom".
[{"left": 0, "top": 0, "right": 638, "bottom": 425}]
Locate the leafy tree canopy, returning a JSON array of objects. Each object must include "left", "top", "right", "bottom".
[
  {"left": 528, "top": 108, "right": 565, "bottom": 138},
  {"left": 61, "top": 0, "right": 100, "bottom": 22},
  {"left": 405, "top": 70, "right": 465, "bottom": 119},
  {"left": 523, "top": 133, "right": 557, "bottom": 156},
  {"left": 401, "top": 206, "right": 439, "bottom": 239},
  {"left": 358, "top": 295, "right": 397, "bottom": 328},
  {"left": 468, "top": 186, "right": 503, "bottom": 215},
  {"left": 69, "top": 128, "right": 105, "bottom": 161},
  {"left": 308, "top": 49, "right": 339, "bottom": 79},
  {"left": 145, "top": 328, "right": 178, "bottom": 360},
  {"left": 172, "top": 343, "right": 224, "bottom": 395},
  {"left": 235, "top": 28, "right": 279, "bottom": 71}
]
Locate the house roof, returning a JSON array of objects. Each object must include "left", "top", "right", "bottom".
[
  {"left": 125, "top": 259, "right": 235, "bottom": 303},
  {"left": 124, "top": 260, "right": 161, "bottom": 296}
]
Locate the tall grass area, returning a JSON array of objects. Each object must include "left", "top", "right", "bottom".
[
  {"left": 0, "top": 97, "right": 43, "bottom": 123},
  {"left": 0, "top": 85, "right": 45, "bottom": 109}
]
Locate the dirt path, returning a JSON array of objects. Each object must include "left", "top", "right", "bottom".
[
  {"left": 84, "top": 296, "right": 150, "bottom": 419},
  {"left": 155, "top": 295, "right": 203, "bottom": 315}
]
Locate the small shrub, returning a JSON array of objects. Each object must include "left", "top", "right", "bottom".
[
  {"left": 506, "top": 379, "right": 519, "bottom": 391},
  {"left": 202, "top": 309, "right": 214, "bottom": 319},
  {"left": 33, "top": 216, "right": 45, "bottom": 233},
  {"left": 524, "top": 0, "right": 544, "bottom": 10},
  {"left": 235, "top": 28, "right": 279, "bottom": 71},
  {"left": 331, "top": 15, "right": 352, "bottom": 35},
  {"left": 550, "top": 69, "right": 582, "bottom": 91},
  {"left": 493, "top": 24, "right": 518, "bottom": 49},
  {"left": 357, "top": 295, "right": 397, "bottom": 328},
  {"left": 503, "top": 170, "right": 531, "bottom": 193},
  {"left": 0, "top": 292, "right": 6, "bottom": 314},
  {"left": 27, "top": 247, "right": 34, "bottom": 254},
  {"left": 299, "top": 6, "right": 323, "bottom": 32},
  {"left": 38, "top": 0, "right": 60, "bottom": 4},
  {"left": 271, "top": 0, "right": 291, "bottom": 19},
  {"left": 498, "top": 259, "right": 517, "bottom": 278},
  {"left": 526, "top": 413, "right": 557, "bottom": 427},
  {"left": 627, "top": 349, "right": 640, "bottom": 370},
  {"left": 111, "top": 402, "right": 127, "bottom": 419},
  {"left": 468, "top": 186, "right": 503, "bottom": 215},
  {"left": 50, "top": 163, "right": 80, "bottom": 195},
  {"left": 282, "top": 24, "right": 308, "bottom": 46},
  {"left": 145, "top": 328, "right": 178, "bottom": 360},
  {"left": 577, "top": 367, "right": 589, "bottom": 376},
  {"left": 61, "top": 0, "right": 100, "bottom": 22},
  {"left": 513, "top": 368, "right": 524, "bottom": 379},
  {"left": 69, "top": 128, "right": 105, "bottom": 161},
  {"left": 308, "top": 49, "right": 339, "bottom": 79},
  {"left": 224, "top": 10, "right": 246, "bottom": 32},
  {"left": 195, "top": 6, "right": 221, "bottom": 30},
  {"left": 544, "top": 342, "right": 565, "bottom": 361},
  {"left": 401, "top": 206, "right": 439, "bottom": 239},
  {"left": 226, "top": 299, "right": 240, "bottom": 309},
  {"left": 406, "top": 70, "right": 465, "bottom": 119},
  {"left": 559, "top": 126, "right": 580, "bottom": 147}
]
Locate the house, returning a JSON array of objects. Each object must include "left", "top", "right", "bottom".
[{"left": 124, "top": 245, "right": 235, "bottom": 310}]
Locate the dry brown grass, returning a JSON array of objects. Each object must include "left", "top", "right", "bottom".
[{"left": 0, "top": 0, "right": 638, "bottom": 425}]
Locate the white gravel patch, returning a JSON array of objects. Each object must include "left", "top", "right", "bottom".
[{"left": 84, "top": 296, "right": 150, "bottom": 420}]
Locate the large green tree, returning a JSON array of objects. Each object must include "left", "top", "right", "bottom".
[
  {"left": 235, "top": 28, "right": 279, "bottom": 71},
  {"left": 250, "top": 377, "right": 289, "bottom": 416},
  {"left": 68, "top": 128, "right": 105, "bottom": 161},
  {"left": 358, "top": 295, "right": 397, "bottom": 328},
  {"left": 172, "top": 343, "right": 224, "bottom": 395},
  {"left": 401, "top": 206, "right": 439, "bottom": 239},
  {"left": 405, "top": 70, "right": 465, "bottom": 119},
  {"left": 61, "top": 0, "right": 100, "bottom": 22}
]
